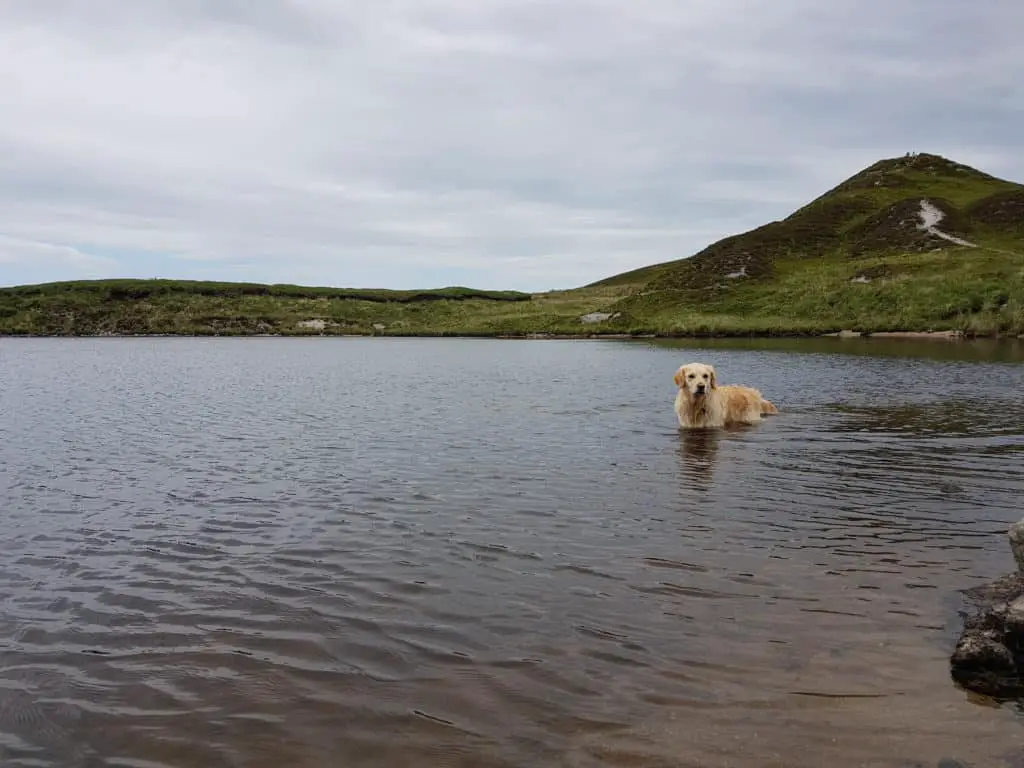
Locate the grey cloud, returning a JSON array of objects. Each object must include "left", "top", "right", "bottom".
[{"left": 0, "top": 0, "right": 1021, "bottom": 290}]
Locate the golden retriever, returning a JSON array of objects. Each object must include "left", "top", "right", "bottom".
[{"left": 673, "top": 362, "right": 778, "bottom": 429}]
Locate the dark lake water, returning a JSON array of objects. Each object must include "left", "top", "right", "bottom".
[{"left": 1, "top": 336, "right": 1023, "bottom": 768}]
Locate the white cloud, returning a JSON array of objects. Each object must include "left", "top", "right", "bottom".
[
  {"left": 0, "top": 0, "right": 1021, "bottom": 291},
  {"left": 0, "top": 235, "right": 116, "bottom": 276}
]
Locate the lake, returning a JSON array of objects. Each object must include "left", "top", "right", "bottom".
[{"left": 1, "top": 336, "right": 1023, "bottom": 768}]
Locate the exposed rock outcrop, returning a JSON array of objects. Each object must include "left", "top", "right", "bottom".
[
  {"left": 579, "top": 311, "right": 621, "bottom": 325},
  {"left": 950, "top": 520, "right": 1024, "bottom": 698}
]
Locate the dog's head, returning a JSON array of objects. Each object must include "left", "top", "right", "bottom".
[{"left": 673, "top": 362, "right": 717, "bottom": 398}]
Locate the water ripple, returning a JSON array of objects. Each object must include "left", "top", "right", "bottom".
[{"left": 0, "top": 337, "right": 1022, "bottom": 767}]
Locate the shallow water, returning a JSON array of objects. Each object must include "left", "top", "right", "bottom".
[{"left": 0, "top": 336, "right": 1023, "bottom": 767}]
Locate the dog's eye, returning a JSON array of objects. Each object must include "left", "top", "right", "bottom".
[
  {"left": 702, "top": 374, "right": 709, "bottom": 379},
  {"left": 687, "top": 374, "right": 695, "bottom": 379}
]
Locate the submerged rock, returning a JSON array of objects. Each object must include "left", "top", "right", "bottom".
[{"left": 950, "top": 521, "right": 1024, "bottom": 698}]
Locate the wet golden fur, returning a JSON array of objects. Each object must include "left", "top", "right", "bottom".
[{"left": 673, "top": 362, "right": 778, "bottom": 429}]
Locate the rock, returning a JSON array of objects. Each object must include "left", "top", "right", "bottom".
[
  {"left": 949, "top": 519, "right": 1024, "bottom": 699},
  {"left": 1005, "top": 596, "right": 1024, "bottom": 636},
  {"left": 950, "top": 611, "right": 1024, "bottom": 698},
  {"left": 579, "top": 312, "right": 620, "bottom": 325},
  {"left": 868, "top": 330, "right": 964, "bottom": 339},
  {"left": 1009, "top": 520, "right": 1024, "bottom": 572},
  {"left": 951, "top": 630, "right": 1016, "bottom": 677},
  {"left": 950, "top": 626, "right": 1021, "bottom": 698}
]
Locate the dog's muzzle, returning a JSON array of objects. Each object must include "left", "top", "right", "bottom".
[{"left": 695, "top": 385, "right": 707, "bottom": 395}]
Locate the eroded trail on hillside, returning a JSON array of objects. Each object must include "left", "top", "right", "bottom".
[
  {"left": 916, "top": 199, "right": 977, "bottom": 247},
  {"left": 917, "top": 198, "right": 1024, "bottom": 258}
]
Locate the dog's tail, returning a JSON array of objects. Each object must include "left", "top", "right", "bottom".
[{"left": 760, "top": 398, "right": 779, "bottom": 415}]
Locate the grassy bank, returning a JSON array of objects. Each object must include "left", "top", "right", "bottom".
[
  {"left": 2, "top": 249, "right": 1021, "bottom": 338},
  {"left": 0, "top": 279, "right": 623, "bottom": 337}
]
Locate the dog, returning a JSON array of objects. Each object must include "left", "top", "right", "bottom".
[{"left": 673, "top": 362, "right": 778, "bottom": 429}]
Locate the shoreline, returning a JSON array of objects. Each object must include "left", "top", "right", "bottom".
[{"left": 1, "top": 329, "right": 1020, "bottom": 342}]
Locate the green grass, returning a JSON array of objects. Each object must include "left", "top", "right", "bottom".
[
  {"left": 2, "top": 249, "right": 1022, "bottom": 337},
  {"left": 612, "top": 246, "right": 1024, "bottom": 336},
  {"left": 4, "top": 248, "right": 1019, "bottom": 338},
  {"left": 3, "top": 153, "right": 1024, "bottom": 339},
  {"left": 0, "top": 279, "right": 638, "bottom": 337},
  {"left": 1, "top": 278, "right": 529, "bottom": 303}
]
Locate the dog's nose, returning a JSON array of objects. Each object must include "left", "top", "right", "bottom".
[{"left": 695, "top": 384, "right": 706, "bottom": 394}]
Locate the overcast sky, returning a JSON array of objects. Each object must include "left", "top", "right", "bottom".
[{"left": 0, "top": 1, "right": 1021, "bottom": 292}]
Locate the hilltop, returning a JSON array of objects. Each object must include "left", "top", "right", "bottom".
[
  {"left": 2, "top": 152, "right": 1023, "bottom": 337},
  {"left": 590, "top": 152, "right": 1024, "bottom": 336}
]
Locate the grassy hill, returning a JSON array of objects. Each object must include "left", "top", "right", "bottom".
[
  {"left": 2, "top": 152, "right": 1023, "bottom": 338},
  {"left": 593, "top": 152, "right": 1024, "bottom": 336}
]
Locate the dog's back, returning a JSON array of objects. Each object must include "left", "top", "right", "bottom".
[{"left": 718, "top": 385, "right": 770, "bottom": 424}]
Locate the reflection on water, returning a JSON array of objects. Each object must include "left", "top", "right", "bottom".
[
  {"left": 646, "top": 335, "right": 1024, "bottom": 364},
  {"left": 827, "top": 397, "right": 1024, "bottom": 441},
  {"left": 0, "top": 337, "right": 1023, "bottom": 767},
  {"left": 676, "top": 428, "right": 727, "bottom": 490}
]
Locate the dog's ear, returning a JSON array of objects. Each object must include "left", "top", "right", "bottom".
[
  {"left": 673, "top": 366, "right": 687, "bottom": 387},
  {"left": 708, "top": 366, "right": 717, "bottom": 389}
]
